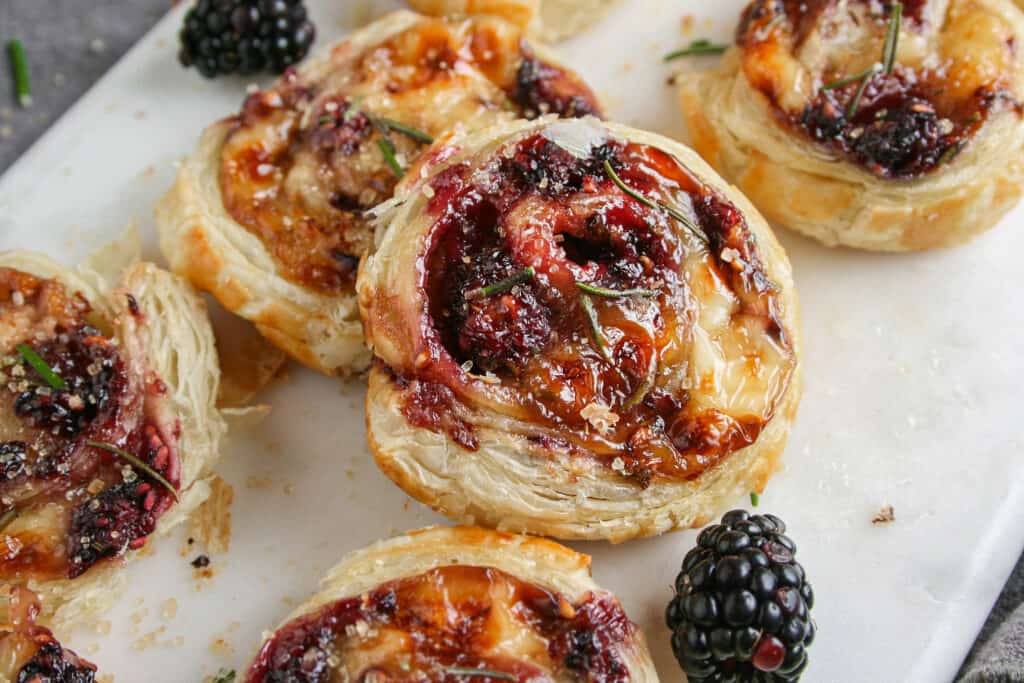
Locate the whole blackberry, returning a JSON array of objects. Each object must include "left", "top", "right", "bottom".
[
  {"left": 178, "top": 0, "right": 316, "bottom": 78},
  {"left": 666, "top": 510, "right": 815, "bottom": 682}
]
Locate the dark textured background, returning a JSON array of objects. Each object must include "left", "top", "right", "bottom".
[{"left": 1, "top": 1, "right": 1022, "bottom": 679}]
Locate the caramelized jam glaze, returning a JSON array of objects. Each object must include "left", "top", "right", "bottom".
[
  {"left": 220, "top": 15, "right": 601, "bottom": 294},
  {"left": 387, "top": 131, "right": 796, "bottom": 486},
  {"left": 246, "top": 565, "right": 636, "bottom": 682},
  {"left": 0, "top": 586, "right": 96, "bottom": 682},
  {"left": 0, "top": 269, "right": 181, "bottom": 582},
  {"left": 737, "top": 0, "right": 1023, "bottom": 177}
]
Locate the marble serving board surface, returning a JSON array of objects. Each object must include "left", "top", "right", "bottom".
[{"left": 0, "top": 0, "right": 1021, "bottom": 680}]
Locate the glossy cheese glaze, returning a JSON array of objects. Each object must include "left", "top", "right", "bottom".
[
  {"left": 387, "top": 131, "right": 796, "bottom": 486},
  {"left": 737, "top": 0, "right": 1023, "bottom": 177},
  {"left": 0, "top": 269, "right": 180, "bottom": 582},
  {"left": 0, "top": 586, "right": 96, "bottom": 681},
  {"left": 220, "top": 15, "right": 601, "bottom": 294},
  {"left": 246, "top": 565, "right": 635, "bottom": 682}
]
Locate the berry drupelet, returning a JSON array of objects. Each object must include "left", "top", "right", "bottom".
[
  {"left": 666, "top": 510, "right": 816, "bottom": 682},
  {"left": 178, "top": 0, "right": 316, "bottom": 78}
]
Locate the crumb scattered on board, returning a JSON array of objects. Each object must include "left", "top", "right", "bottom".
[
  {"left": 872, "top": 504, "right": 896, "bottom": 524},
  {"left": 214, "top": 315, "right": 288, "bottom": 408},
  {"left": 190, "top": 476, "right": 233, "bottom": 554}
]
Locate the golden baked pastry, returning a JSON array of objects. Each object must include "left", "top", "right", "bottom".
[
  {"left": 407, "top": 0, "right": 622, "bottom": 42},
  {"left": 0, "top": 586, "right": 97, "bottom": 680},
  {"left": 243, "top": 526, "right": 657, "bottom": 681},
  {"left": 0, "top": 242, "right": 224, "bottom": 626},
  {"left": 678, "top": 0, "right": 1024, "bottom": 251},
  {"left": 359, "top": 117, "right": 802, "bottom": 542},
  {"left": 157, "top": 10, "right": 601, "bottom": 375}
]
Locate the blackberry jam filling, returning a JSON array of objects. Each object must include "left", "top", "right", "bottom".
[{"left": 396, "top": 133, "right": 795, "bottom": 486}]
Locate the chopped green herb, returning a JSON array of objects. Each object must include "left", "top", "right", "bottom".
[
  {"left": 0, "top": 508, "right": 17, "bottom": 534},
  {"left": 580, "top": 294, "right": 612, "bottom": 362},
  {"left": 212, "top": 669, "right": 236, "bottom": 683},
  {"left": 882, "top": 2, "right": 903, "bottom": 75},
  {"left": 663, "top": 40, "right": 729, "bottom": 61},
  {"left": 86, "top": 441, "right": 179, "bottom": 501},
  {"left": 603, "top": 160, "right": 706, "bottom": 243},
  {"left": 318, "top": 115, "right": 334, "bottom": 125},
  {"left": 446, "top": 668, "right": 516, "bottom": 681},
  {"left": 378, "top": 117, "right": 434, "bottom": 144},
  {"left": 16, "top": 343, "right": 66, "bottom": 390},
  {"left": 575, "top": 282, "right": 658, "bottom": 298},
  {"left": 7, "top": 40, "right": 31, "bottom": 108},
  {"left": 377, "top": 137, "right": 404, "bottom": 178},
  {"left": 750, "top": 491, "right": 760, "bottom": 507},
  {"left": 466, "top": 267, "right": 535, "bottom": 299}
]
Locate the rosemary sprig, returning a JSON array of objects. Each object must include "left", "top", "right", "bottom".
[
  {"left": 846, "top": 67, "right": 876, "bottom": 119},
  {"left": 446, "top": 667, "right": 516, "bottom": 681},
  {"left": 16, "top": 344, "right": 67, "bottom": 390},
  {"left": 663, "top": 39, "right": 729, "bottom": 61},
  {"left": 86, "top": 441, "right": 179, "bottom": 501},
  {"left": 378, "top": 117, "right": 434, "bottom": 144},
  {"left": 822, "top": 63, "right": 881, "bottom": 91},
  {"left": 7, "top": 40, "right": 31, "bottom": 108},
  {"left": 0, "top": 508, "right": 17, "bottom": 534},
  {"left": 882, "top": 2, "right": 903, "bottom": 75},
  {"left": 377, "top": 137, "right": 404, "bottom": 179},
  {"left": 466, "top": 267, "right": 535, "bottom": 299},
  {"left": 820, "top": 3, "right": 901, "bottom": 117},
  {"left": 603, "top": 160, "right": 706, "bottom": 243},
  {"left": 575, "top": 282, "right": 658, "bottom": 298},
  {"left": 212, "top": 669, "right": 237, "bottom": 683},
  {"left": 580, "top": 294, "right": 612, "bottom": 362}
]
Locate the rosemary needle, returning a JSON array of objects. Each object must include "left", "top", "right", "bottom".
[
  {"left": 377, "top": 137, "right": 404, "bottom": 178},
  {"left": 378, "top": 117, "right": 434, "bottom": 144},
  {"left": 466, "top": 267, "right": 535, "bottom": 299},
  {"left": 16, "top": 343, "right": 66, "bottom": 390},
  {"left": 446, "top": 668, "right": 515, "bottom": 681},
  {"left": 86, "top": 441, "right": 179, "bottom": 501},
  {"left": 663, "top": 40, "right": 729, "bottom": 61},
  {"left": 575, "top": 282, "right": 658, "bottom": 298},
  {"left": 882, "top": 2, "right": 903, "bottom": 75},
  {"left": 580, "top": 294, "right": 612, "bottom": 362},
  {"left": 603, "top": 160, "right": 706, "bottom": 243}
]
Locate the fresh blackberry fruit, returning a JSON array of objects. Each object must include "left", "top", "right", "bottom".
[
  {"left": 178, "top": 0, "right": 316, "bottom": 78},
  {"left": 666, "top": 510, "right": 816, "bottom": 682}
]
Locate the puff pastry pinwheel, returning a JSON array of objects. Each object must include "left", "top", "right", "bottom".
[
  {"left": 407, "top": 0, "right": 621, "bottom": 42},
  {"left": 0, "top": 586, "right": 97, "bottom": 681},
  {"left": 678, "top": 0, "right": 1024, "bottom": 251},
  {"left": 358, "top": 117, "right": 802, "bottom": 542},
  {"left": 243, "top": 526, "right": 657, "bottom": 682},
  {"left": 0, "top": 244, "right": 224, "bottom": 626},
  {"left": 157, "top": 10, "right": 601, "bottom": 375}
]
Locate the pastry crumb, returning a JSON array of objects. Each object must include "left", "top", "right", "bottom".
[
  {"left": 191, "top": 476, "right": 233, "bottom": 554},
  {"left": 160, "top": 598, "right": 178, "bottom": 621},
  {"left": 246, "top": 475, "right": 273, "bottom": 490},
  {"left": 872, "top": 504, "right": 895, "bottom": 524}
]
